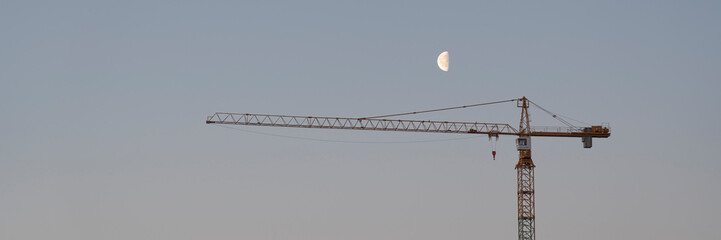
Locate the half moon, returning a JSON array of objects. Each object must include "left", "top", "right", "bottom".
[{"left": 437, "top": 51, "right": 449, "bottom": 72}]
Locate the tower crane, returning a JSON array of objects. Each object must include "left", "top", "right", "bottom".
[{"left": 206, "top": 96, "right": 610, "bottom": 240}]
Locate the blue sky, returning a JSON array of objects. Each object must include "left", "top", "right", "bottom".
[{"left": 2, "top": 1, "right": 720, "bottom": 239}]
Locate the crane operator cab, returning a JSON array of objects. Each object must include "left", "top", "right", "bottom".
[{"left": 516, "top": 137, "right": 531, "bottom": 150}]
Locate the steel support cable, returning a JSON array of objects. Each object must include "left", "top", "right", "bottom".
[
  {"left": 555, "top": 113, "right": 592, "bottom": 127},
  {"left": 527, "top": 100, "right": 576, "bottom": 128},
  {"left": 364, "top": 98, "right": 521, "bottom": 119}
]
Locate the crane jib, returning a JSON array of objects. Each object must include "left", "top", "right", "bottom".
[{"left": 206, "top": 113, "right": 610, "bottom": 138}]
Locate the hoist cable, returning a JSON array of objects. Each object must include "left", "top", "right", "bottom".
[{"left": 212, "top": 124, "right": 484, "bottom": 144}]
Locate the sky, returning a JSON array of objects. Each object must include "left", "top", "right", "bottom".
[{"left": 1, "top": 1, "right": 720, "bottom": 239}]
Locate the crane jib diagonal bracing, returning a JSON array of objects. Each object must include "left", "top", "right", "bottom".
[
  {"left": 206, "top": 113, "right": 520, "bottom": 136},
  {"left": 206, "top": 97, "right": 610, "bottom": 240}
]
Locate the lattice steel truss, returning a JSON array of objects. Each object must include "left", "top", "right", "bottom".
[
  {"left": 206, "top": 113, "right": 610, "bottom": 138},
  {"left": 207, "top": 112, "right": 519, "bottom": 135},
  {"left": 516, "top": 157, "right": 536, "bottom": 240},
  {"left": 517, "top": 97, "right": 536, "bottom": 240}
]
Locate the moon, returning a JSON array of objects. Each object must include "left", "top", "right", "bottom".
[{"left": 437, "top": 51, "right": 449, "bottom": 72}]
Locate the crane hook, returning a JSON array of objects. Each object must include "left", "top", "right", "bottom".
[{"left": 489, "top": 134, "right": 499, "bottom": 160}]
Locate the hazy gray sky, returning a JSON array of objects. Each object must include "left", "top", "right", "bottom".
[{"left": 2, "top": 1, "right": 720, "bottom": 239}]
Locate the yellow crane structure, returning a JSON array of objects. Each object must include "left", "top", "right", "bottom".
[{"left": 206, "top": 96, "right": 610, "bottom": 240}]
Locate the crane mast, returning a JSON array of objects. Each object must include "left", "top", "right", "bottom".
[
  {"left": 516, "top": 97, "right": 536, "bottom": 240},
  {"left": 206, "top": 97, "right": 609, "bottom": 240}
]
